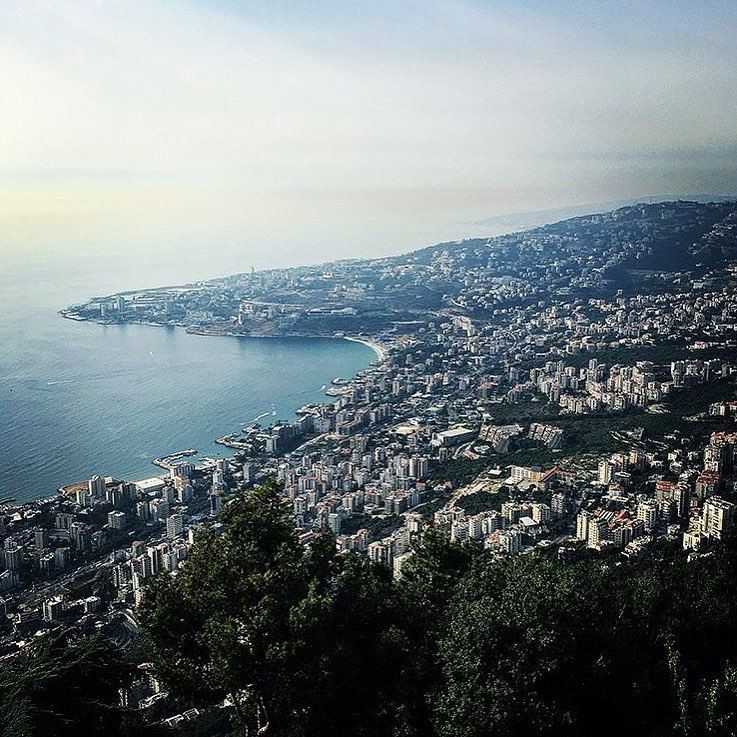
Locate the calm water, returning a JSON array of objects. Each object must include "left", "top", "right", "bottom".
[{"left": 0, "top": 250, "right": 373, "bottom": 503}]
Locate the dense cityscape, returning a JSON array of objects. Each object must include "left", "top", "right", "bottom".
[{"left": 0, "top": 200, "right": 735, "bottom": 728}]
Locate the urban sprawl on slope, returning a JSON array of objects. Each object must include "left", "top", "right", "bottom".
[{"left": 2, "top": 200, "right": 737, "bottom": 722}]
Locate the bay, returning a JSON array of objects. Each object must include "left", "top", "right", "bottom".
[{"left": 0, "top": 249, "right": 373, "bottom": 504}]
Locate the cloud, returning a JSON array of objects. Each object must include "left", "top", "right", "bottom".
[{"left": 0, "top": 0, "right": 735, "bottom": 263}]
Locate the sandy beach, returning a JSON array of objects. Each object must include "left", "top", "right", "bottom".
[{"left": 343, "top": 336, "right": 388, "bottom": 362}]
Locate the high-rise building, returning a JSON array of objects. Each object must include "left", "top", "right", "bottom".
[
  {"left": 598, "top": 460, "right": 613, "bottom": 485},
  {"left": 695, "top": 472, "right": 721, "bottom": 501},
  {"left": 587, "top": 518, "right": 608, "bottom": 548},
  {"left": 42, "top": 597, "right": 64, "bottom": 622},
  {"left": 88, "top": 475, "right": 106, "bottom": 498},
  {"left": 327, "top": 513, "right": 341, "bottom": 535},
  {"left": 467, "top": 515, "right": 484, "bottom": 540},
  {"left": 108, "top": 511, "right": 127, "bottom": 531},
  {"left": 612, "top": 524, "right": 633, "bottom": 548},
  {"left": 531, "top": 503, "right": 551, "bottom": 524},
  {"left": 212, "top": 468, "right": 226, "bottom": 492},
  {"left": 576, "top": 510, "right": 594, "bottom": 541},
  {"left": 150, "top": 498, "right": 170, "bottom": 520},
  {"left": 637, "top": 500, "right": 658, "bottom": 532},
  {"left": 701, "top": 497, "right": 735, "bottom": 541},
  {"left": 367, "top": 539, "right": 393, "bottom": 566},
  {"left": 146, "top": 547, "right": 161, "bottom": 576},
  {"left": 170, "top": 462, "right": 194, "bottom": 482},
  {"left": 34, "top": 528, "right": 48, "bottom": 552},
  {"left": 136, "top": 501, "right": 151, "bottom": 521},
  {"left": 54, "top": 547, "right": 71, "bottom": 569},
  {"left": 501, "top": 501, "right": 522, "bottom": 524},
  {"left": 75, "top": 487, "right": 91, "bottom": 507},
  {"left": 674, "top": 483, "right": 691, "bottom": 518},
  {"left": 3, "top": 545, "right": 22, "bottom": 571},
  {"left": 176, "top": 484, "right": 194, "bottom": 503},
  {"left": 70, "top": 522, "right": 91, "bottom": 551},
  {"left": 165, "top": 514, "right": 184, "bottom": 539},
  {"left": 55, "top": 512, "right": 74, "bottom": 530},
  {"left": 551, "top": 492, "right": 566, "bottom": 518},
  {"left": 408, "top": 455, "right": 429, "bottom": 479},
  {"left": 499, "top": 530, "right": 522, "bottom": 554},
  {"left": 704, "top": 443, "right": 731, "bottom": 474},
  {"left": 209, "top": 493, "right": 223, "bottom": 516}
]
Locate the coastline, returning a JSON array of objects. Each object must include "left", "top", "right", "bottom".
[
  {"left": 29, "top": 314, "right": 387, "bottom": 504},
  {"left": 185, "top": 324, "right": 389, "bottom": 364},
  {"left": 343, "top": 336, "right": 387, "bottom": 363},
  {"left": 60, "top": 310, "right": 389, "bottom": 363}
]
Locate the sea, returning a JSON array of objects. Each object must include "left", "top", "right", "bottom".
[{"left": 0, "top": 248, "right": 374, "bottom": 504}]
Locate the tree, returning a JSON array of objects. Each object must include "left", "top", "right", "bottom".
[
  {"left": 140, "top": 479, "right": 311, "bottom": 734},
  {"left": 140, "top": 481, "right": 737, "bottom": 737},
  {"left": 0, "top": 629, "right": 162, "bottom": 737},
  {"left": 287, "top": 551, "right": 414, "bottom": 737},
  {"left": 140, "top": 479, "right": 409, "bottom": 736},
  {"left": 429, "top": 538, "right": 737, "bottom": 737},
  {"left": 397, "top": 528, "right": 482, "bottom": 735}
]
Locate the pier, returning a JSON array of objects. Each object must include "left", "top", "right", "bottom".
[{"left": 152, "top": 449, "right": 198, "bottom": 471}]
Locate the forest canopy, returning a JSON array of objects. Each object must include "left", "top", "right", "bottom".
[{"left": 133, "top": 480, "right": 737, "bottom": 737}]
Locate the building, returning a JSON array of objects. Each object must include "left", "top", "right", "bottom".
[
  {"left": 135, "top": 477, "right": 166, "bottom": 495},
  {"left": 431, "top": 426, "right": 477, "bottom": 447},
  {"left": 673, "top": 483, "right": 691, "bottom": 519},
  {"left": 54, "top": 547, "right": 71, "bottom": 568},
  {"left": 498, "top": 530, "right": 522, "bottom": 553},
  {"left": 3, "top": 545, "right": 22, "bottom": 571},
  {"left": 42, "top": 597, "right": 65, "bottom": 622},
  {"left": 612, "top": 524, "right": 633, "bottom": 548},
  {"left": 551, "top": 492, "right": 566, "bottom": 518},
  {"left": 531, "top": 503, "right": 551, "bottom": 524},
  {"left": 367, "top": 539, "right": 393, "bottom": 566},
  {"left": 108, "top": 511, "right": 127, "bottom": 531},
  {"left": 637, "top": 500, "right": 658, "bottom": 532},
  {"left": 598, "top": 460, "right": 614, "bottom": 485},
  {"left": 88, "top": 474, "right": 106, "bottom": 498},
  {"left": 701, "top": 497, "right": 735, "bottom": 541},
  {"left": 683, "top": 528, "right": 709, "bottom": 552},
  {"left": 166, "top": 514, "right": 185, "bottom": 539},
  {"left": 576, "top": 510, "right": 594, "bottom": 541},
  {"left": 392, "top": 551, "right": 413, "bottom": 579},
  {"left": 34, "top": 528, "right": 48, "bottom": 551},
  {"left": 695, "top": 472, "right": 722, "bottom": 501},
  {"left": 587, "top": 517, "right": 608, "bottom": 548},
  {"left": 150, "top": 499, "right": 170, "bottom": 521},
  {"left": 509, "top": 466, "right": 544, "bottom": 484}
]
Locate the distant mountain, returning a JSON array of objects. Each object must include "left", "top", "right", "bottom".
[{"left": 470, "top": 194, "right": 737, "bottom": 237}]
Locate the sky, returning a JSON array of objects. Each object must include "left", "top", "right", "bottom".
[{"left": 1, "top": 0, "right": 736, "bottom": 276}]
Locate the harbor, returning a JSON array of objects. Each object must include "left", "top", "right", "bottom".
[{"left": 152, "top": 449, "right": 198, "bottom": 472}]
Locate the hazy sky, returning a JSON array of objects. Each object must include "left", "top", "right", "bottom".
[{"left": 1, "top": 0, "right": 736, "bottom": 273}]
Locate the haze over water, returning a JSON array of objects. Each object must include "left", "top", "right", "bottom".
[{"left": 0, "top": 249, "right": 374, "bottom": 504}]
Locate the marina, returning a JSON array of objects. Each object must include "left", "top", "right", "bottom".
[{"left": 152, "top": 449, "right": 198, "bottom": 471}]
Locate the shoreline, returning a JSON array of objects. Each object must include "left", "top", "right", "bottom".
[
  {"left": 343, "top": 336, "right": 387, "bottom": 362},
  {"left": 20, "top": 313, "right": 389, "bottom": 505},
  {"left": 60, "top": 310, "right": 390, "bottom": 363}
]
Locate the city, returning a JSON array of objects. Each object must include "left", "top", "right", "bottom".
[
  {"left": 5, "top": 0, "right": 737, "bottom": 732},
  {"left": 2, "top": 200, "right": 737, "bottom": 725}
]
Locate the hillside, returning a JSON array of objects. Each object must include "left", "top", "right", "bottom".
[{"left": 65, "top": 200, "right": 737, "bottom": 337}]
